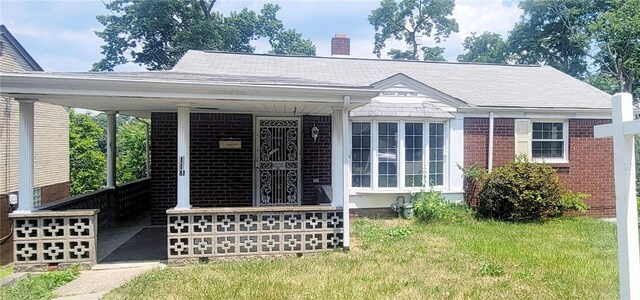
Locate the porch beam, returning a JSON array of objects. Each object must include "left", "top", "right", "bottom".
[
  {"left": 16, "top": 99, "right": 36, "bottom": 213},
  {"left": 175, "top": 104, "right": 191, "bottom": 209},
  {"left": 106, "top": 111, "right": 117, "bottom": 188}
]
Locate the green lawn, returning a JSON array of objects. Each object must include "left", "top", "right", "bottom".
[
  {"left": 0, "top": 266, "right": 79, "bottom": 300},
  {"left": 0, "top": 265, "right": 12, "bottom": 280},
  {"left": 105, "top": 215, "right": 619, "bottom": 299}
]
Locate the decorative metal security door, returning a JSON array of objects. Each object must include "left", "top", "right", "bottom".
[{"left": 255, "top": 117, "right": 302, "bottom": 206}]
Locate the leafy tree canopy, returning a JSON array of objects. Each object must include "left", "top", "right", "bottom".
[
  {"left": 457, "top": 32, "right": 508, "bottom": 63},
  {"left": 268, "top": 29, "right": 316, "bottom": 56},
  {"left": 69, "top": 109, "right": 106, "bottom": 195},
  {"left": 93, "top": 0, "right": 315, "bottom": 71},
  {"left": 422, "top": 46, "right": 446, "bottom": 61},
  {"left": 588, "top": 0, "right": 640, "bottom": 95},
  {"left": 506, "top": 0, "right": 592, "bottom": 78},
  {"left": 369, "top": 0, "right": 458, "bottom": 60}
]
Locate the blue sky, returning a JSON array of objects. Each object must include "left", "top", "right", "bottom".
[{"left": 0, "top": 0, "right": 522, "bottom": 72}]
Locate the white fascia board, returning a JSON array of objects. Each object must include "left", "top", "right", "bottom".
[
  {"left": 0, "top": 73, "right": 379, "bottom": 104},
  {"left": 458, "top": 106, "right": 611, "bottom": 117}
]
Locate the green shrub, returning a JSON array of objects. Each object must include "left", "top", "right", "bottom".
[
  {"left": 477, "top": 156, "right": 565, "bottom": 221},
  {"left": 559, "top": 190, "right": 590, "bottom": 214},
  {"left": 458, "top": 163, "right": 488, "bottom": 207},
  {"left": 412, "top": 186, "right": 445, "bottom": 222}
]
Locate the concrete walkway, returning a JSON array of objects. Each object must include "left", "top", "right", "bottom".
[
  {"left": 54, "top": 262, "right": 164, "bottom": 300},
  {"left": 97, "top": 214, "right": 150, "bottom": 262},
  {"left": 54, "top": 214, "right": 167, "bottom": 299}
]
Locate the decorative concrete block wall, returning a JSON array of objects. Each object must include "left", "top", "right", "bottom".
[
  {"left": 166, "top": 206, "right": 343, "bottom": 263},
  {"left": 10, "top": 210, "right": 98, "bottom": 272}
]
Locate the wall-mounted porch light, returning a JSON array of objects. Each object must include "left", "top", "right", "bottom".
[{"left": 311, "top": 124, "right": 319, "bottom": 142}]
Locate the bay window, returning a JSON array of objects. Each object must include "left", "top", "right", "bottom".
[
  {"left": 351, "top": 122, "right": 371, "bottom": 187},
  {"left": 377, "top": 122, "right": 398, "bottom": 187},
  {"left": 351, "top": 120, "right": 445, "bottom": 189},
  {"left": 405, "top": 122, "right": 424, "bottom": 187}
]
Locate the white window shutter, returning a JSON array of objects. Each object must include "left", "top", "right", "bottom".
[{"left": 514, "top": 119, "right": 532, "bottom": 158}]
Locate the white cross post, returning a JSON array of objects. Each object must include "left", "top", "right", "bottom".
[{"left": 594, "top": 93, "right": 640, "bottom": 300}]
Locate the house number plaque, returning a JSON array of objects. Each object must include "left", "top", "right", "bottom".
[{"left": 219, "top": 139, "right": 242, "bottom": 149}]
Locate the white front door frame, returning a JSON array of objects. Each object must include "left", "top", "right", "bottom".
[{"left": 253, "top": 116, "right": 303, "bottom": 206}]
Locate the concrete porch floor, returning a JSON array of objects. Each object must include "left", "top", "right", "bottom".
[{"left": 97, "top": 214, "right": 167, "bottom": 263}]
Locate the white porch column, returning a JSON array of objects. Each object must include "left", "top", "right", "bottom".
[
  {"left": 16, "top": 99, "right": 35, "bottom": 213},
  {"left": 331, "top": 108, "right": 344, "bottom": 207},
  {"left": 106, "top": 111, "right": 117, "bottom": 188},
  {"left": 341, "top": 101, "right": 351, "bottom": 249},
  {"left": 175, "top": 104, "right": 191, "bottom": 210},
  {"left": 331, "top": 96, "right": 351, "bottom": 249}
]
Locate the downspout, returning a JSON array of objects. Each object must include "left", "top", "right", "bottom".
[
  {"left": 135, "top": 117, "right": 151, "bottom": 178},
  {"left": 488, "top": 112, "right": 495, "bottom": 172}
]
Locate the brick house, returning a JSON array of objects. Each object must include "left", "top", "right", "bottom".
[
  {"left": 0, "top": 39, "right": 615, "bottom": 268},
  {"left": 0, "top": 25, "right": 70, "bottom": 264}
]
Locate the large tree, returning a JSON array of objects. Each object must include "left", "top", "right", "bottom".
[
  {"left": 586, "top": 0, "right": 640, "bottom": 95},
  {"left": 506, "top": 0, "right": 592, "bottom": 78},
  {"left": 369, "top": 0, "right": 459, "bottom": 60},
  {"left": 268, "top": 29, "right": 316, "bottom": 56},
  {"left": 69, "top": 110, "right": 106, "bottom": 195},
  {"left": 93, "top": 0, "right": 315, "bottom": 71},
  {"left": 457, "top": 32, "right": 508, "bottom": 63}
]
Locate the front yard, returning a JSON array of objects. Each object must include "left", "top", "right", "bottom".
[{"left": 105, "top": 214, "right": 619, "bottom": 299}]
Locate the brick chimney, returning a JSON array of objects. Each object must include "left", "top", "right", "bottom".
[{"left": 331, "top": 34, "right": 350, "bottom": 56}]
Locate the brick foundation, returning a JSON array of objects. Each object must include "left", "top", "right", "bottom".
[
  {"left": 150, "top": 113, "right": 332, "bottom": 225},
  {"left": 464, "top": 118, "right": 615, "bottom": 217}
]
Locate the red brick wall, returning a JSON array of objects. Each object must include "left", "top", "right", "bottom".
[
  {"left": 464, "top": 117, "right": 615, "bottom": 217},
  {"left": 150, "top": 113, "right": 332, "bottom": 225},
  {"left": 41, "top": 181, "right": 70, "bottom": 204},
  {"left": 302, "top": 115, "right": 332, "bottom": 204},
  {"left": 0, "top": 193, "right": 11, "bottom": 265}
]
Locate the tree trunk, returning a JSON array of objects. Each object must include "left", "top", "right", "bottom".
[{"left": 410, "top": 31, "right": 418, "bottom": 60}]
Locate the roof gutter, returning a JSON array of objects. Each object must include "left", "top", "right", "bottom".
[{"left": 458, "top": 106, "right": 612, "bottom": 114}]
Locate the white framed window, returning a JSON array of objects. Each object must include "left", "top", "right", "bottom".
[
  {"left": 515, "top": 119, "right": 568, "bottom": 162},
  {"left": 33, "top": 187, "right": 41, "bottom": 207},
  {"left": 351, "top": 122, "right": 372, "bottom": 187},
  {"left": 404, "top": 122, "right": 424, "bottom": 187},
  {"left": 351, "top": 120, "right": 446, "bottom": 190}
]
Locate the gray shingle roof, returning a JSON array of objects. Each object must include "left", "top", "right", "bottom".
[
  {"left": 351, "top": 100, "right": 454, "bottom": 118},
  {"left": 173, "top": 50, "right": 611, "bottom": 109}
]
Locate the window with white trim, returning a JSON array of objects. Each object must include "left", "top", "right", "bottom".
[
  {"left": 33, "top": 187, "right": 41, "bottom": 207},
  {"left": 351, "top": 121, "right": 445, "bottom": 189},
  {"left": 532, "top": 122, "right": 565, "bottom": 159},
  {"left": 377, "top": 122, "right": 398, "bottom": 187},
  {"left": 351, "top": 122, "right": 371, "bottom": 187},
  {"left": 514, "top": 119, "right": 568, "bottom": 162},
  {"left": 405, "top": 122, "right": 424, "bottom": 187},
  {"left": 429, "top": 123, "right": 445, "bottom": 186}
]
